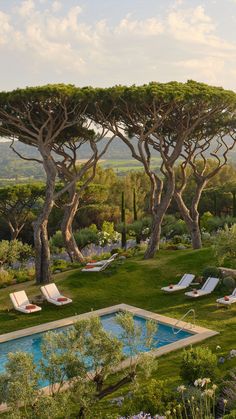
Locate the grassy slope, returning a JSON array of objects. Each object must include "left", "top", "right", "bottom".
[{"left": 0, "top": 248, "right": 235, "bottom": 388}]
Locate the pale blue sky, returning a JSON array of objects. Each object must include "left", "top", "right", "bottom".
[{"left": 0, "top": 0, "right": 236, "bottom": 90}]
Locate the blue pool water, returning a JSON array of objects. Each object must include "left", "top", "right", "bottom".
[{"left": 0, "top": 312, "right": 193, "bottom": 386}]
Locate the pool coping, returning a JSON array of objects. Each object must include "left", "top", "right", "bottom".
[{"left": 0, "top": 304, "right": 219, "bottom": 414}]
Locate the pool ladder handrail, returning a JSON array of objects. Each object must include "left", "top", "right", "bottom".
[{"left": 172, "top": 309, "right": 196, "bottom": 335}]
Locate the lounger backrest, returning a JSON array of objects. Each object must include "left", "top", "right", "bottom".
[
  {"left": 202, "top": 277, "right": 219, "bottom": 292},
  {"left": 179, "top": 274, "right": 195, "bottom": 287},
  {"left": 41, "top": 283, "right": 60, "bottom": 299},
  {"left": 109, "top": 253, "right": 118, "bottom": 262},
  {"left": 232, "top": 288, "right": 236, "bottom": 297},
  {"left": 10, "top": 291, "right": 29, "bottom": 308}
]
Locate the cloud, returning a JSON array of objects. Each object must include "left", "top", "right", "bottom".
[
  {"left": 0, "top": 11, "right": 13, "bottom": 45},
  {"left": 115, "top": 15, "right": 164, "bottom": 36},
  {"left": 51, "top": 1, "right": 61, "bottom": 12},
  {"left": 0, "top": 1, "right": 236, "bottom": 90},
  {"left": 17, "top": 0, "right": 35, "bottom": 17},
  {"left": 175, "top": 57, "right": 225, "bottom": 84}
]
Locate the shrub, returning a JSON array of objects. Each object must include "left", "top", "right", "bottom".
[
  {"left": 161, "top": 215, "right": 188, "bottom": 239},
  {"left": 214, "top": 224, "right": 236, "bottom": 265},
  {"left": 121, "top": 379, "right": 171, "bottom": 416},
  {"left": 74, "top": 228, "right": 99, "bottom": 249},
  {"left": 52, "top": 259, "right": 69, "bottom": 273},
  {"left": 0, "top": 269, "right": 14, "bottom": 287},
  {"left": 50, "top": 231, "right": 64, "bottom": 253},
  {"left": 127, "top": 217, "right": 152, "bottom": 242},
  {"left": 222, "top": 276, "right": 236, "bottom": 292},
  {"left": 14, "top": 270, "right": 30, "bottom": 284},
  {"left": 172, "top": 235, "right": 183, "bottom": 244},
  {"left": 201, "top": 211, "right": 214, "bottom": 230},
  {"left": 180, "top": 347, "right": 218, "bottom": 384},
  {"left": 202, "top": 266, "right": 221, "bottom": 280},
  {"left": 224, "top": 412, "right": 236, "bottom": 419},
  {"left": 0, "top": 240, "right": 33, "bottom": 268}
]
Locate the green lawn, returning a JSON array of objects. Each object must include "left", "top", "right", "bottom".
[{"left": 0, "top": 247, "right": 236, "bottom": 388}]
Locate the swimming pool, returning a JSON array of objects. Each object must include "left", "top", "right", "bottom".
[
  {"left": 0, "top": 312, "right": 192, "bottom": 380},
  {"left": 0, "top": 303, "right": 218, "bottom": 391}
]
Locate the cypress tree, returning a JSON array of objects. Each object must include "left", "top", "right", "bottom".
[
  {"left": 121, "top": 191, "right": 127, "bottom": 249},
  {"left": 133, "top": 188, "right": 138, "bottom": 221}
]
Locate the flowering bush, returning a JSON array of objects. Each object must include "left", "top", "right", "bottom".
[{"left": 98, "top": 221, "right": 121, "bottom": 247}]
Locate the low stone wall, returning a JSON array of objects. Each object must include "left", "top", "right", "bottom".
[{"left": 219, "top": 267, "right": 236, "bottom": 278}]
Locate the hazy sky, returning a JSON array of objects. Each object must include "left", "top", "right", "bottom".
[{"left": 0, "top": 0, "right": 236, "bottom": 91}]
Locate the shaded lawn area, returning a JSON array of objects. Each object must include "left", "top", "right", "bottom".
[{"left": 0, "top": 247, "right": 235, "bottom": 386}]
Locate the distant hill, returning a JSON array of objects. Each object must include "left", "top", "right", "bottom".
[
  {"left": 0, "top": 137, "right": 235, "bottom": 183},
  {"left": 0, "top": 138, "right": 137, "bottom": 182}
]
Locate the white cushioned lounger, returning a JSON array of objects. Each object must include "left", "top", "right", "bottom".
[
  {"left": 10, "top": 290, "right": 42, "bottom": 314},
  {"left": 216, "top": 288, "right": 236, "bottom": 307},
  {"left": 161, "top": 273, "right": 195, "bottom": 293},
  {"left": 82, "top": 258, "right": 113, "bottom": 272},
  {"left": 185, "top": 277, "right": 219, "bottom": 298},
  {"left": 41, "top": 283, "right": 72, "bottom": 306},
  {"left": 86, "top": 253, "right": 118, "bottom": 266}
]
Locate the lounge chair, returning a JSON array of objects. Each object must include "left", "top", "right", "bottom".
[
  {"left": 86, "top": 253, "right": 118, "bottom": 266},
  {"left": 161, "top": 274, "right": 195, "bottom": 293},
  {"left": 82, "top": 258, "right": 113, "bottom": 272},
  {"left": 216, "top": 288, "right": 236, "bottom": 307},
  {"left": 10, "top": 290, "right": 42, "bottom": 314},
  {"left": 185, "top": 277, "right": 219, "bottom": 298},
  {"left": 41, "top": 283, "right": 72, "bottom": 306}
]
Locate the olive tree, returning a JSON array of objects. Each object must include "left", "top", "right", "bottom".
[{"left": 0, "top": 313, "right": 157, "bottom": 418}]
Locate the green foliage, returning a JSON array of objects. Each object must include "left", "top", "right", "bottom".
[
  {"left": 127, "top": 217, "right": 151, "bottom": 242},
  {"left": 51, "top": 259, "right": 70, "bottom": 273},
  {"left": 98, "top": 221, "right": 120, "bottom": 247},
  {"left": 214, "top": 224, "right": 236, "bottom": 266},
  {"left": 74, "top": 227, "right": 99, "bottom": 249},
  {"left": 202, "top": 266, "right": 220, "bottom": 280},
  {"left": 116, "top": 312, "right": 157, "bottom": 363},
  {"left": 121, "top": 379, "right": 171, "bottom": 416},
  {"left": 13, "top": 268, "right": 35, "bottom": 283},
  {"left": 222, "top": 276, "right": 236, "bottom": 291},
  {"left": 0, "top": 352, "right": 39, "bottom": 412},
  {"left": 49, "top": 230, "right": 64, "bottom": 253},
  {"left": 180, "top": 347, "right": 218, "bottom": 384},
  {"left": 0, "top": 312, "right": 158, "bottom": 418},
  {"left": 0, "top": 183, "right": 44, "bottom": 239},
  {"left": 0, "top": 269, "right": 14, "bottom": 288},
  {"left": 201, "top": 211, "right": 214, "bottom": 230},
  {"left": 0, "top": 267, "right": 35, "bottom": 288},
  {"left": 161, "top": 215, "right": 188, "bottom": 239},
  {"left": 0, "top": 239, "right": 32, "bottom": 268},
  {"left": 224, "top": 411, "right": 236, "bottom": 419}
]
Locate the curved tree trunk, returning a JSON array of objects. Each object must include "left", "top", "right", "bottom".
[
  {"left": 144, "top": 173, "right": 175, "bottom": 259},
  {"left": 34, "top": 150, "right": 57, "bottom": 284},
  {"left": 8, "top": 221, "right": 24, "bottom": 241},
  {"left": 190, "top": 219, "right": 202, "bottom": 249},
  {"left": 8, "top": 223, "right": 19, "bottom": 240},
  {"left": 61, "top": 184, "right": 84, "bottom": 263},
  {"left": 174, "top": 191, "right": 202, "bottom": 250}
]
